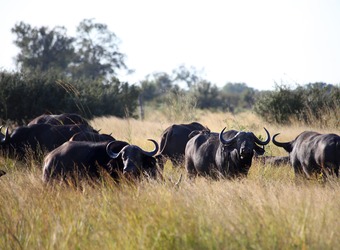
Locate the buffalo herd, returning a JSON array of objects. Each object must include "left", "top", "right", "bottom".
[{"left": 0, "top": 113, "right": 339, "bottom": 184}]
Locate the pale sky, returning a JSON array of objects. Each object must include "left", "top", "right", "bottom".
[{"left": 1, "top": 0, "right": 340, "bottom": 90}]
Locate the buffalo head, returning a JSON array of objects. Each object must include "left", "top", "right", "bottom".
[
  {"left": 220, "top": 127, "right": 270, "bottom": 158},
  {"left": 218, "top": 127, "right": 270, "bottom": 176},
  {"left": 106, "top": 139, "right": 159, "bottom": 179}
]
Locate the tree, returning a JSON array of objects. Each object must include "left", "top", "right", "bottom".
[
  {"left": 12, "top": 19, "right": 128, "bottom": 80},
  {"left": 191, "top": 80, "right": 220, "bottom": 109},
  {"left": 71, "top": 19, "right": 127, "bottom": 80},
  {"left": 222, "top": 82, "right": 249, "bottom": 94},
  {"left": 139, "top": 72, "right": 175, "bottom": 104},
  {"left": 12, "top": 22, "right": 76, "bottom": 74},
  {"left": 171, "top": 65, "right": 203, "bottom": 89},
  {"left": 254, "top": 84, "right": 305, "bottom": 124}
]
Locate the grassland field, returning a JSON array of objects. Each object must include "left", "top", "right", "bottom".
[{"left": 0, "top": 110, "right": 339, "bottom": 250}]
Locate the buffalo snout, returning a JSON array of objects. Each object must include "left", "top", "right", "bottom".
[
  {"left": 123, "top": 162, "right": 139, "bottom": 175},
  {"left": 240, "top": 146, "right": 253, "bottom": 159}
]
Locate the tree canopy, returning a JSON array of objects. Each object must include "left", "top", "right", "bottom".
[{"left": 12, "top": 19, "right": 127, "bottom": 80}]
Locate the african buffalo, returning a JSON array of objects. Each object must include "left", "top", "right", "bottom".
[
  {"left": 156, "top": 122, "right": 209, "bottom": 169},
  {"left": 107, "top": 139, "right": 160, "bottom": 179},
  {"left": 43, "top": 139, "right": 160, "bottom": 183},
  {"left": 69, "top": 131, "right": 115, "bottom": 142},
  {"left": 185, "top": 127, "right": 270, "bottom": 179},
  {"left": 272, "top": 131, "right": 340, "bottom": 179},
  {"left": 28, "top": 113, "right": 90, "bottom": 126},
  {"left": 42, "top": 140, "right": 128, "bottom": 183},
  {"left": 0, "top": 123, "right": 97, "bottom": 160}
]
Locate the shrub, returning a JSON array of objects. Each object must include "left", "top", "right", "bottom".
[
  {"left": 0, "top": 70, "right": 140, "bottom": 124},
  {"left": 254, "top": 83, "right": 340, "bottom": 127}
]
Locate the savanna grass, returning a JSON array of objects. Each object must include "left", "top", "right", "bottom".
[{"left": 0, "top": 110, "right": 339, "bottom": 249}]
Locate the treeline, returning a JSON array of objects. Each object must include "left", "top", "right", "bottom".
[
  {"left": 1, "top": 19, "right": 339, "bottom": 126},
  {"left": 1, "top": 68, "right": 339, "bottom": 127},
  {"left": 0, "top": 68, "right": 256, "bottom": 124},
  {"left": 0, "top": 70, "right": 139, "bottom": 124},
  {"left": 254, "top": 83, "right": 340, "bottom": 127}
]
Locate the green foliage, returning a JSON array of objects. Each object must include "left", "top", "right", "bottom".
[
  {"left": 171, "top": 64, "right": 203, "bottom": 88},
  {"left": 11, "top": 19, "right": 127, "bottom": 80},
  {"left": 160, "top": 90, "right": 197, "bottom": 122},
  {"left": 220, "top": 82, "right": 256, "bottom": 112},
  {"left": 190, "top": 80, "right": 221, "bottom": 110},
  {"left": 254, "top": 84, "right": 304, "bottom": 124},
  {"left": 11, "top": 22, "right": 76, "bottom": 73},
  {"left": 71, "top": 19, "right": 127, "bottom": 80},
  {"left": 254, "top": 83, "right": 340, "bottom": 126},
  {"left": 139, "top": 69, "right": 259, "bottom": 113},
  {"left": 222, "top": 82, "right": 249, "bottom": 93},
  {"left": 139, "top": 72, "right": 176, "bottom": 105},
  {"left": 0, "top": 71, "right": 73, "bottom": 123},
  {"left": 0, "top": 70, "right": 140, "bottom": 124}
]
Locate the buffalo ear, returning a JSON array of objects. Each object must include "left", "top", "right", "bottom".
[
  {"left": 254, "top": 145, "right": 265, "bottom": 155},
  {"left": 142, "top": 155, "right": 158, "bottom": 178},
  {"left": 142, "top": 155, "right": 157, "bottom": 169}
]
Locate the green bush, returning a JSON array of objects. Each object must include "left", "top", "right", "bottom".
[
  {"left": 0, "top": 70, "right": 140, "bottom": 125},
  {"left": 254, "top": 83, "right": 340, "bottom": 126}
]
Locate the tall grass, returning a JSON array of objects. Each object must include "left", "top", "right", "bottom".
[
  {"left": 1, "top": 110, "right": 339, "bottom": 249},
  {"left": 291, "top": 101, "right": 340, "bottom": 129}
]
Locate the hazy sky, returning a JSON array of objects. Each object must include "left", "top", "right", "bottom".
[{"left": 1, "top": 0, "right": 340, "bottom": 90}]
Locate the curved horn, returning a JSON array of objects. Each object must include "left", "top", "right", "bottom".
[
  {"left": 141, "top": 139, "right": 159, "bottom": 157},
  {"left": 272, "top": 133, "right": 293, "bottom": 152},
  {"left": 106, "top": 141, "right": 123, "bottom": 159},
  {"left": 272, "top": 133, "right": 287, "bottom": 147},
  {"left": 219, "top": 127, "right": 239, "bottom": 145},
  {"left": 254, "top": 127, "right": 271, "bottom": 145}
]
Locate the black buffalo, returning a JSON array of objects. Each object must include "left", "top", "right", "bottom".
[
  {"left": 42, "top": 140, "right": 128, "bottom": 183},
  {"left": 0, "top": 123, "right": 96, "bottom": 160},
  {"left": 28, "top": 113, "right": 90, "bottom": 126},
  {"left": 185, "top": 128, "right": 270, "bottom": 179},
  {"left": 272, "top": 131, "right": 340, "bottom": 178},
  {"left": 69, "top": 131, "right": 115, "bottom": 142},
  {"left": 43, "top": 139, "right": 160, "bottom": 183},
  {"left": 156, "top": 122, "right": 208, "bottom": 169},
  {"left": 107, "top": 139, "right": 160, "bottom": 179}
]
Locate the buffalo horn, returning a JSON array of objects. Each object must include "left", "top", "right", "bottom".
[
  {"left": 141, "top": 139, "right": 159, "bottom": 157},
  {"left": 219, "top": 127, "right": 239, "bottom": 145},
  {"left": 106, "top": 141, "right": 124, "bottom": 159},
  {"left": 272, "top": 133, "right": 291, "bottom": 149},
  {"left": 254, "top": 127, "right": 271, "bottom": 145}
]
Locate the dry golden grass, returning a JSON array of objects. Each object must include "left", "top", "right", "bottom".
[
  {"left": 1, "top": 110, "right": 339, "bottom": 249},
  {"left": 90, "top": 109, "right": 338, "bottom": 156}
]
